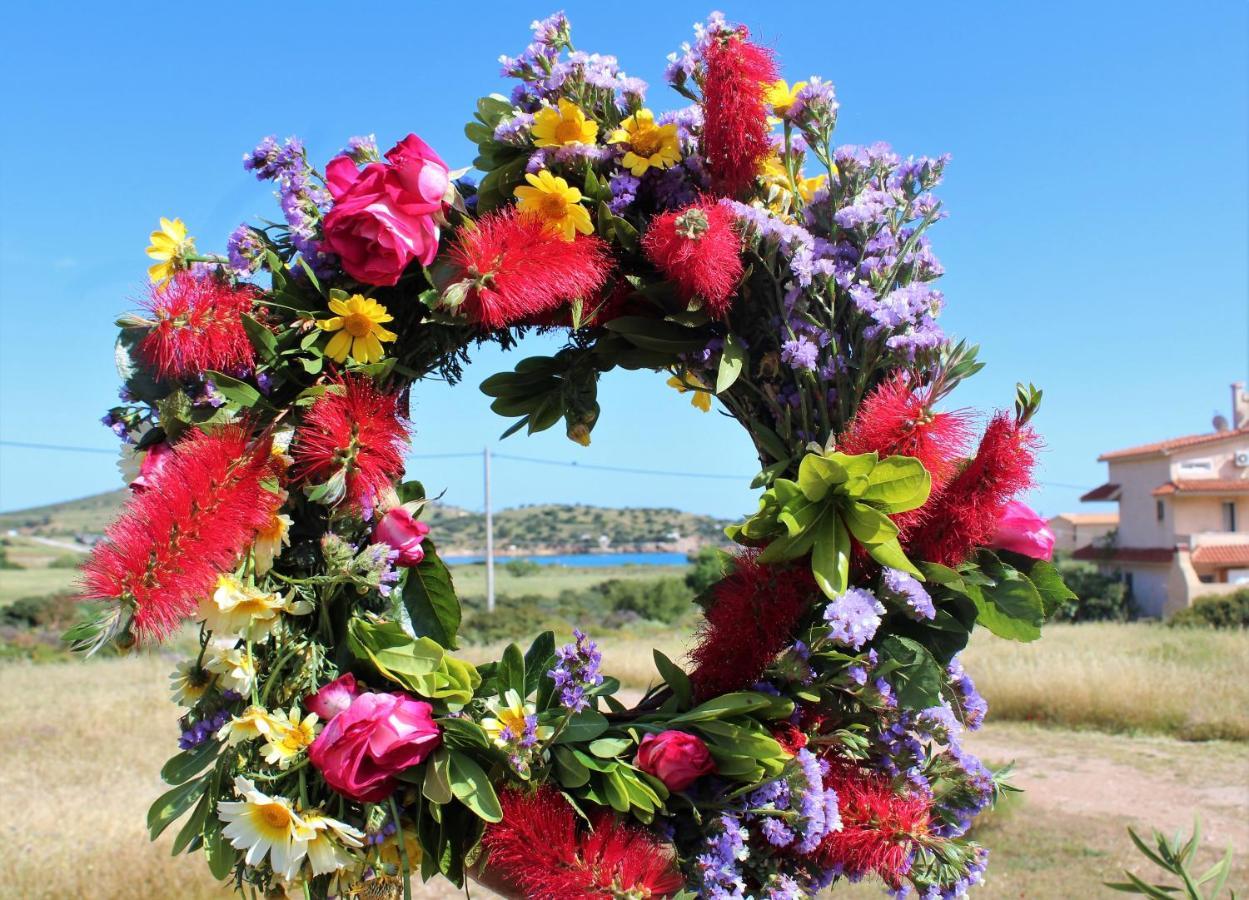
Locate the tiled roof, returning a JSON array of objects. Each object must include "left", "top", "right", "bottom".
[
  {"left": 1048, "top": 513, "right": 1119, "bottom": 525},
  {"left": 1080, "top": 482, "right": 1121, "bottom": 502},
  {"left": 1152, "top": 479, "right": 1249, "bottom": 496},
  {"left": 1190, "top": 544, "right": 1249, "bottom": 567},
  {"left": 1099, "top": 428, "right": 1249, "bottom": 461},
  {"left": 1072, "top": 545, "right": 1174, "bottom": 563}
]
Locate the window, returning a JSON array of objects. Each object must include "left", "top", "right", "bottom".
[
  {"left": 1224, "top": 501, "right": 1238, "bottom": 532},
  {"left": 1156, "top": 499, "right": 1165, "bottom": 522},
  {"left": 1178, "top": 458, "right": 1214, "bottom": 474}
]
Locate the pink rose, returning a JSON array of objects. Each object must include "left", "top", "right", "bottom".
[
  {"left": 309, "top": 691, "right": 441, "bottom": 803},
  {"left": 373, "top": 507, "right": 431, "bottom": 567},
  {"left": 321, "top": 134, "right": 449, "bottom": 286},
  {"left": 634, "top": 730, "right": 716, "bottom": 792},
  {"left": 304, "top": 673, "right": 359, "bottom": 721},
  {"left": 989, "top": 500, "right": 1056, "bottom": 560},
  {"left": 130, "top": 442, "right": 173, "bottom": 492}
]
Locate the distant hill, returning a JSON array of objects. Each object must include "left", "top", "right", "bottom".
[{"left": 0, "top": 491, "right": 732, "bottom": 554}]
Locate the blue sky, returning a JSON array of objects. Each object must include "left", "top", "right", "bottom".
[{"left": 1, "top": 1, "right": 1245, "bottom": 520}]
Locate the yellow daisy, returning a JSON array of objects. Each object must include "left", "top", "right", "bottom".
[
  {"left": 481, "top": 689, "right": 553, "bottom": 749},
  {"left": 219, "top": 776, "right": 314, "bottom": 881},
  {"left": 199, "top": 574, "right": 309, "bottom": 642},
  {"left": 205, "top": 639, "right": 257, "bottom": 695},
  {"left": 317, "top": 294, "right": 397, "bottom": 364},
  {"left": 608, "top": 109, "right": 681, "bottom": 176},
  {"left": 254, "top": 510, "right": 292, "bottom": 575},
  {"left": 513, "top": 170, "right": 594, "bottom": 241},
  {"left": 219, "top": 705, "right": 277, "bottom": 746},
  {"left": 145, "top": 217, "right": 195, "bottom": 283},
  {"left": 302, "top": 810, "right": 365, "bottom": 876},
  {"left": 261, "top": 707, "right": 321, "bottom": 768},
  {"left": 170, "top": 658, "right": 216, "bottom": 707},
  {"left": 667, "top": 374, "right": 712, "bottom": 412},
  {"left": 531, "top": 98, "right": 598, "bottom": 148},
  {"left": 797, "top": 173, "right": 827, "bottom": 204},
  {"left": 765, "top": 79, "right": 807, "bottom": 120}
]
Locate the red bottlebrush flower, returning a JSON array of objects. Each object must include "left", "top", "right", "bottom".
[
  {"left": 446, "top": 208, "right": 612, "bottom": 330},
  {"left": 905, "top": 412, "right": 1039, "bottom": 567},
  {"left": 138, "top": 271, "right": 258, "bottom": 380},
  {"left": 482, "top": 786, "right": 684, "bottom": 898},
  {"left": 770, "top": 721, "right": 809, "bottom": 756},
  {"left": 80, "top": 426, "right": 281, "bottom": 642},
  {"left": 701, "top": 26, "right": 778, "bottom": 197},
  {"left": 642, "top": 199, "right": 743, "bottom": 316},
  {"left": 290, "top": 374, "right": 409, "bottom": 514},
  {"left": 807, "top": 761, "right": 932, "bottom": 889},
  {"left": 688, "top": 552, "right": 818, "bottom": 701}
]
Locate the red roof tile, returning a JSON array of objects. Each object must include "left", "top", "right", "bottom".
[
  {"left": 1190, "top": 544, "right": 1249, "bottom": 567},
  {"left": 1080, "top": 482, "right": 1121, "bottom": 502},
  {"left": 1072, "top": 545, "right": 1174, "bottom": 563},
  {"left": 1152, "top": 479, "right": 1249, "bottom": 496},
  {"left": 1099, "top": 428, "right": 1249, "bottom": 461}
]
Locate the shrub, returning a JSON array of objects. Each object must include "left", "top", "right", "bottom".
[
  {"left": 597, "top": 577, "right": 693, "bottom": 624},
  {"left": 503, "top": 558, "right": 543, "bottom": 577},
  {"left": 1169, "top": 588, "right": 1249, "bottom": 629},
  {"left": 0, "top": 593, "right": 81, "bottom": 628},
  {"left": 685, "top": 546, "right": 729, "bottom": 595},
  {"left": 0, "top": 546, "right": 21, "bottom": 570},
  {"left": 49, "top": 553, "right": 85, "bottom": 569},
  {"left": 1052, "top": 565, "right": 1130, "bottom": 622}
]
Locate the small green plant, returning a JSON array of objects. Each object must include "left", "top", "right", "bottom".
[
  {"left": 503, "top": 557, "right": 543, "bottom": 577},
  {"left": 1107, "top": 818, "right": 1236, "bottom": 898},
  {"left": 1169, "top": 589, "right": 1249, "bottom": 630}
]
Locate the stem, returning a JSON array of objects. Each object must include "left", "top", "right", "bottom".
[{"left": 389, "top": 796, "right": 413, "bottom": 900}]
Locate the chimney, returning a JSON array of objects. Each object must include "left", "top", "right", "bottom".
[{"left": 1234, "top": 382, "right": 1249, "bottom": 430}]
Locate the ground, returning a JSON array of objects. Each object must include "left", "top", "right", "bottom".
[{"left": 2, "top": 655, "right": 1246, "bottom": 899}]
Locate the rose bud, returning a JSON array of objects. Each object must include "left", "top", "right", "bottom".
[
  {"left": 373, "top": 506, "right": 431, "bottom": 567},
  {"left": 989, "top": 500, "right": 1056, "bottom": 560},
  {"left": 634, "top": 730, "right": 716, "bottom": 791},
  {"left": 304, "top": 673, "right": 359, "bottom": 721}
]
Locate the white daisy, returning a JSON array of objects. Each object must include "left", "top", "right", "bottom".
[{"left": 218, "top": 777, "right": 313, "bottom": 881}]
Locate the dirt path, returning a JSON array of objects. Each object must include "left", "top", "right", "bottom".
[{"left": 966, "top": 722, "right": 1249, "bottom": 850}]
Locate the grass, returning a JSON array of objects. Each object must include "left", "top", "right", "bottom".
[
  {"left": 450, "top": 562, "right": 690, "bottom": 602},
  {"left": 961, "top": 623, "right": 1249, "bottom": 741},
  {"left": 0, "top": 567, "right": 80, "bottom": 605}
]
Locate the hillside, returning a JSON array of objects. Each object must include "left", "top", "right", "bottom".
[{"left": 0, "top": 491, "right": 732, "bottom": 554}]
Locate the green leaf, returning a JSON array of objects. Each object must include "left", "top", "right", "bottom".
[
  {"left": 447, "top": 751, "right": 503, "bottom": 822},
  {"left": 841, "top": 502, "right": 900, "bottom": 546},
  {"left": 861, "top": 455, "right": 932, "bottom": 513},
  {"left": 400, "top": 540, "right": 460, "bottom": 649},
  {"left": 1019, "top": 558, "right": 1077, "bottom": 618},
  {"left": 554, "top": 709, "right": 609, "bottom": 744},
  {"left": 866, "top": 537, "right": 924, "bottom": 579},
  {"left": 202, "top": 817, "right": 235, "bottom": 880},
  {"left": 653, "top": 649, "right": 692, "bottom": 709},
  {"left": 971, "top": 552, "right": 1046, "bottom": 642},
  {"left": 553, "top": 746, "right": 592, "bottom": 787},
  {"left": 147, "top": 775, "right": 208, "bottom": 840},
  {"left": 673, "top": 691, "right": 784, "bottom": 723},
  {"left": 811, "top": 513, "right": 850, "bottom": 599},
  {"left": 160, "top": 740, "right": 220, "bottom": 785},
  {"left": 498, "top": 643, "right": 526, "bottom": 699},
  {"left": 878, "top": 636, "right": 945, "bottom": 709},
  {"left": 715, "top": 334, "right": 746, "bottom": 393},
  {"left": 524, "top": 631, "right": 557, "bottom": 700},
  {"left": 796, "top": 452, "right": 849, "bottom": 502},
  {"left": 602, "top": 316, "right": 708, "bottom": 355},
  {"left": 588, "top": 737, "right": 634, "bottom": 758},
  {"left": 204, "top": 371, "right": 262, "bottom": 409},
  {"left": 241, "top": 314, "right": 278, "bottom": 362},
  {"left": 170, "top": 790, "right": 211, "bottom": 856},
  {"left": 423, "top": 748, "right": 454, "bottom": 805}
]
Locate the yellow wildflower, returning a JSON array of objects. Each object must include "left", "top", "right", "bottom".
[
  {"left": 218, "top": 776, "right": 314, "bottom": 881},
  {"left": 254, "top": 510, "right": 292, "bottom": 575},
  {"left": 797, "top": 173, "right": 827, "bottom": 204},
  {"left": 219, "top": 705, "right": 278, "bottom": 746},
  {"left": 513, "top": 170, "right": 594, "bottom": 241},
  {"left": 170, "top": 658, "right": 216, "bottom": 707},
  {"left": 481, "top": 689, "right": 553, "bottom": 749},
  {"left": 261, "top": 707, "right": 320, "bottom": 768},
  {"left": 205, "top": 640, "right": 256, "bottom": 695},
  {"left": 531, "top": 98, "right": 598, "bottom": 147},
  {"left": 317, "top": 294, "right": 397, "bottom": 364},
  {"left": 608, "top": 109, "right": 681, "bottom": 176},
  {"left": 145, "top": 217, "right": 195, "bottom": 283},
  {"left": 199, "top": 574, "right": 309, "bottom": 641},
  {"left": 667, "top": 374, "right": 712, "bottom": 412},
  {"left": 302, "top": 811, "right": 365, "bottom": 876},
  {"left": 765, "top": 79, "right": 807, "bottom": 120}
]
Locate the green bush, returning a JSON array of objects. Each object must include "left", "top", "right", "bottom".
[
  {"left": 1052, "top": 565, "right": 1130, "bottom": 622},
  {"left": 0, "top": 592, "right": 81, "bottom": 628},
  {"left": 596, "top": 577, "right": 693, "bottom": 624},
  {"left": 1169, "top": 588, "right": 1249, "bottom": 629},
  {"left": 49, "top": 553, "right": 85, "bottom": 569},
  {"left": 685, "top": 546, "right": 729, "bottom": 595},
  {"left": 503, "top": 558, "right": 543, "bottom": 577},
  {"left": 0, "top": 546, "right": 21, "bottom": 570}
]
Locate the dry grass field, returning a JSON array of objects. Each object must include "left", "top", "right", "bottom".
[{"left": 2, "top": 625, "right": 1247, "bottom": 899}]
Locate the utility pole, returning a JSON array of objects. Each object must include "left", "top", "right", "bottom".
[{"left": 483, "top": 446, "right": 495, "bottom": 613}]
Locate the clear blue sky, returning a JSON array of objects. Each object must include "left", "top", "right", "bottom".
[{"left": 1, "top": 1, "right": 1245, "bottom": 520}]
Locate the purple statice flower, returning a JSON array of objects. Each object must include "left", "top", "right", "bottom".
[
  {"left": 780, "top": 336, "right": 819, "bottom": 371},
  {"left": 548, "top": 629, "right": 603, "bottom": 713},
  {"left": 764, "top": 874, "right": 804, "bottom": 900},
  {"left": 760, "top": 817, "right": 795, "bottom": 848},
  {"left": 790, "top": 76, "right": 839, "bottom": 127},
  {"left": 226, "top": 224, "right": 265, "bottom": 278},
  {"left": 100, "top": 411, "right": 130, "bottom": 441},
  {"left": 917, "top": 703, "right": 962, "bottom": 742},
  {"left": 608, "top": 170, "right": 640, "bottom": 214},
  {"left": 824, "top": 588, "right": 885, "bottom": 650},
  {"left": 652, "top": 156, "right": 707, "bottom": 210},
  {"left": 343, "top": 134, "right": 380, "bottom": 164},
  {"left": 834, "top": 188, "right": 896, "bottom": 229},
  {"left": 935, "top": 739, "right": 995, "bottom": 839},
  {"left": 693, "top": 813, "right": 750, "bottom": 899},
  {"left": 525, "top": 143, "right": 613, "bottom": 174},
  {"left": 243, "top": 136, "right": 306, "bottom": 182},
  {"left": 658, "top": 104, "right": 704, "bottom": 145},
  {"left": 529, "top": 11, "right": 571, "bottom": 49},
  {"left": 881, "top": 567, "right": 935, "bottom": 621},
  {"left": 178, "top": 708, "right": 230, "bottom": 750},
  {"left": 192, "top": 379, "right": 227, "bottom": 409},
  {"left": 947, "top": 656, "right": 987, "bottom": 730},
  {"left": 493, "top": 112, "right": 535, "bottom": 145}
]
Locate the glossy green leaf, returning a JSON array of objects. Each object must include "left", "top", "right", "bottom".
[
  {"left": 810, "top": 512, "right": 849, "bottom": 598},
  {"left": 447, "top": 751, "right": 503, "bottom": 822},
  {"left": 653, "top": 649, "right": 692, "bottom": 709},
  {"left": 422, "top": 748, "right": 454, "bottom": 805},
  {"left": 147, "top": 775, "right": 208, "bottom": 840},
  {"left": 861, "top": 456, "right": 931, "bottom": 513},
  {"left": 401, "top": 540, "right": 460, "bottom": 648},
  {"left": 715, "top": 334, "right": 746, "bottom": 393}
]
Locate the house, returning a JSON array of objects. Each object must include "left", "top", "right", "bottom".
[
  {"left": 1047, "top": 512, "right": 1119, "bottom": 554},
  {"left": 1074, "top": 383, "right": 1249, "bottom": 617}
]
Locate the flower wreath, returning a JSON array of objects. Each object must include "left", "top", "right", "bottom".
[{"left": 78, "top": 12, "right": 1071, "bottom": 900}]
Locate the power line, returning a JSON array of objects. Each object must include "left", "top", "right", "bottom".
[
  {"left": 0, "top": 439, "right": 116, "bottom": 455},
  {"left": 492, "top": 452, "right": 749, "bottom": 481}
]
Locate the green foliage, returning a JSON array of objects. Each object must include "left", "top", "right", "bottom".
[
  {"left": 1052, "top": 564, "right": 1130, "bottom": 622},
  {"left": 48, "top": 553, "right": 84, "bottom": 569},
  {"left": 1170, "top": 589, "right": 1249, "bottom": 630},
  {"left": 685, "top": 545, "right": 729, "bottom": 594},
  {"left": 400, "top": 540, "right": 461, "bottom": 648},
  {"left": 0, "top": 545, "right": 21, "bottom": 569},
  {"left": 1106, "top": 818, "right": 1236, "bottom": 898},
  {"left": 0, "top": 592, "right": 81, "bottom": 628},
  {"left": 347, "top": 619, "right": 480, "bottom": 709},
  {"left": 728, "top": 448, "right": 930, "bottom": 598},
  {"left": 597, "top": 577, "right": 693, "bottom": 624},
  {"left": 502, "top": 558, "right": 543, "bottom": 577}
]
